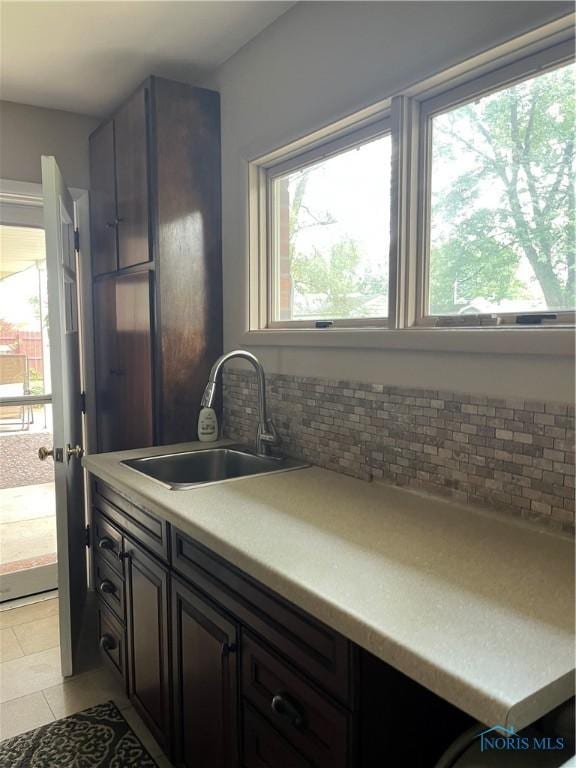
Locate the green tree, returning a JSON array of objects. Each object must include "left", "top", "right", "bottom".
[
  {"left": 287, "top": 170, "right": 387, "bottom": 318},
  {"left": 431, "top": 63, "right": 575, "bottom": 313},
  {"left": 291, "top": 238, "right": 362, "bottom": 317}
]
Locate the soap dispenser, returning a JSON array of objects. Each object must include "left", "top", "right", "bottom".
[{"left": 197, "top": 407, "right": 218, "bottom": 442}]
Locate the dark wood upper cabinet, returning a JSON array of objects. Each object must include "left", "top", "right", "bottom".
[
  {"left": 115, "top": 87, "right": 151, "bottom": 270},
  {"left": 113, "top": 271, "right": 154, "bottom": 449},
  {"left": 153, "top": 80, "right": 222, "bottom": 444},
  {"left": 89, "top": 121, "right": 117, "bottom": 276},
  {"left": 93, "top": 272, "right": 153, "bottom": 450},
  {"left": 90, "top": 77, "right": 222, "bottom": 452},
  {"left": 93, "top": 278, "right": 119, "bottom": 450},
  {"left": 172, "top": 576, "right": 239, "bottom": 768},
  {"left": 125, "top": 536, "right": 171, "bottom": 752}
]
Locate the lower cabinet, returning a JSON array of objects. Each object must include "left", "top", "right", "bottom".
[
  {"left": 124, "top": 535, "right": 171, "bottom": 752},
  {"left": 92, "top": 480, "right": 473, "bottom": 768},
  {"left": 241, "top": 632, "right": 349, "bottom": 768},
  {"left": 172, "top": 576, "right": 239, "bottom": 768}
]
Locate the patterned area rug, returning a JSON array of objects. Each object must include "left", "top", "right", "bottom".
[{"left": 0, "top": 701, "right": 158, "bottom": 767}]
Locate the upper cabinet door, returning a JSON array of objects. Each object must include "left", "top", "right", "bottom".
[
  {"left": 115, "top": 87, "right": 151, "bottom": 270},
  {"left": 114, "top": 271, "right": 154, "bottom": 449},
  {"left": 89, "top": 121, "right": 118, "bottom": 276},
  {"left": 93, "top": 278, "right": 120, "bottom": 452}
]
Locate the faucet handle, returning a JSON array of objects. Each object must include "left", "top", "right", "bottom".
[{"left": 258, "top": 420, "right": 280, "bottom": 446}]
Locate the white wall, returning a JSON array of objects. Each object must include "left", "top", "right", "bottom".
[
  {"left": 207, "top": 1, "right": 574, "bottom": 402},
  {"left": 0, "top": 100, "right": 98, "bottom": 189}
]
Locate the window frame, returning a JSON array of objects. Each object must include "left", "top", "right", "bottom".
[
  {"left": 415, "top": 39, "right": 576, "bottom": 328},
  {"left": 259, "top": 115, "right": 394, "bottom": 330},
  {"left": 247, "top": 17, "right": 575, "bottom": 345}
]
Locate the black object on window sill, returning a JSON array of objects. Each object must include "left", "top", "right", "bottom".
[{"left": 516, "top": 314, "right": 557, "bottom": 325}]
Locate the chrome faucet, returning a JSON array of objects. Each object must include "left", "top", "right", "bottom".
[{"left": 201, "top": 350, "right": 280, "bottom": 458}]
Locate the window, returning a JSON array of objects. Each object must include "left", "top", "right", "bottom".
[
  {"left": 269, "top": 134, "right": 391, "bottom": 326},
  {"left": 423, "top": 58, "right": 575, "bottom": 324},
  {"left": 263, "top": 122, "right": 392, "bottom": 328},
  {"left": 250, "top": 28, "right": 575, "bottom": 336}
]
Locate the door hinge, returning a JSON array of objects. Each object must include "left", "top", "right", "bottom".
[
  {"left": 85, "top": 524, "right": 91, "bottom": 548},
  {"left": 80, "top": 391, "right": 86, "bottom": 414},
  {"left": 74, "top": 228, "right": 80, "bottom": 252}
]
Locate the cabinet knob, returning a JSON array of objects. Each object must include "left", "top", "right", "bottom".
[
  {"left": 98, "top": 538, "right": 125, "bottom": 561},
  {"left": 98, "top": 579, "right": 116, "bottom": 595},
  {"left": 99, "top": 633, "right": 116, "bottom": 652},
  {"left": 271, "top": 693, "right": 304, "bottom": 729}
]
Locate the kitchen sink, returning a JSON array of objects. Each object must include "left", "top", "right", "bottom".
[{"left": 122, "top": 446, "right": 309, "bottom": 489}]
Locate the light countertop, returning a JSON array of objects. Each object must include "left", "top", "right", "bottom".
[{"left": 83, "top": 440, "right": 575, "bottom": 730}]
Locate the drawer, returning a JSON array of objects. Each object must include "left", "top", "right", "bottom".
[
  {"left": 97, "top": 601, "right": 127, "bottom": 685},
  {"left": 94, "top": 482, "right": 169, "bottom": 562},
  {"left": 93, "top": 509, "right": 124, "bottom": 574},
  {"left": 172, "top": 528, "right": 353, "bottom": 705},
  {"left": 242, "top": 632, "right": 349, "bottom": 768},
  {"left": 94, "top": 555, "right": 125, "bottom": 622},
  {"left": 243, "top": 703, "right": 313, "bottom": 768}
]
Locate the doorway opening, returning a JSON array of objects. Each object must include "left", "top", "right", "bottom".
[{"left": 0, "top": 223, "right": 57, "bottom": 602}]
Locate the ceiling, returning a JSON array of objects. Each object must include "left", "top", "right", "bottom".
[
  {"left": 0, "top": 1, "right": 295, "bottom": 117},
  {"left": 0, "top": 225, "right": 46, "bottom": 280}
]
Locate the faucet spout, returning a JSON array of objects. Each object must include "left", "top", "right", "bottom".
[{"left": 201, "top": 350, "right": 280, "bottom": 457}]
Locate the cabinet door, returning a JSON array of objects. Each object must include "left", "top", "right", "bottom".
[
  {"left": 93, "top": 272, "right": 153, "bottom": 451},
  {"left": 125, "top": 537, "right": 171, "bottom": 751},
  {"left": 114, "top": 271, "right": 154, "bottom": 449},
  {"left": 115, "top": 86, "right": 151, "bottom": 270},
  {"left": 172, "top": 576, "right": 239, "bottom": 768},
  {"left": 89, "top": 120, "right": 118, "bottom": 275},
  {"left": 93, "top": 277, "right": 119, "bottom": 451}
]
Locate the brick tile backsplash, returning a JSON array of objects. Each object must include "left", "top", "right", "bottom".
[{"left": 222, "top": 370, "right": 576, "bottom": 534}]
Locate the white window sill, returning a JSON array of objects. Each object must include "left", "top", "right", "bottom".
[{"left": 241, "top": 327, "right": 575, "bottom": 356}]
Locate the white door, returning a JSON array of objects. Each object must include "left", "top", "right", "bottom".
[{"left": 42, "top": 156, "right": 87, "bottom": 676}]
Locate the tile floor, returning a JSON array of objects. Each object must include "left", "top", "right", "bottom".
[{"left": 0, "top": 596, "right": 172, "bottom": 766}]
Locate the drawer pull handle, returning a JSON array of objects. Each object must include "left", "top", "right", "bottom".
[
  {"left": 99, "top": 580, "right": 116, "bottom": 595},
  {"left": 99, "top": 538, "right": 125, "bottom": 560},
  {"left": 99, "top": 633, "right": 116, "bottom": 652},
  {"left": 271, "top": 693, "right": 304, "bottom": 729}
]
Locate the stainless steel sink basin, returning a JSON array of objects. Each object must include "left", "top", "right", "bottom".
[{"left": 122, "top": 446, "right": 308, "bottom": 489}]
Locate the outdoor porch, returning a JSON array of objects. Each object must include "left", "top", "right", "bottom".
[{"left": 0, "top": 414, "right": 56, "bottom": 579}]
